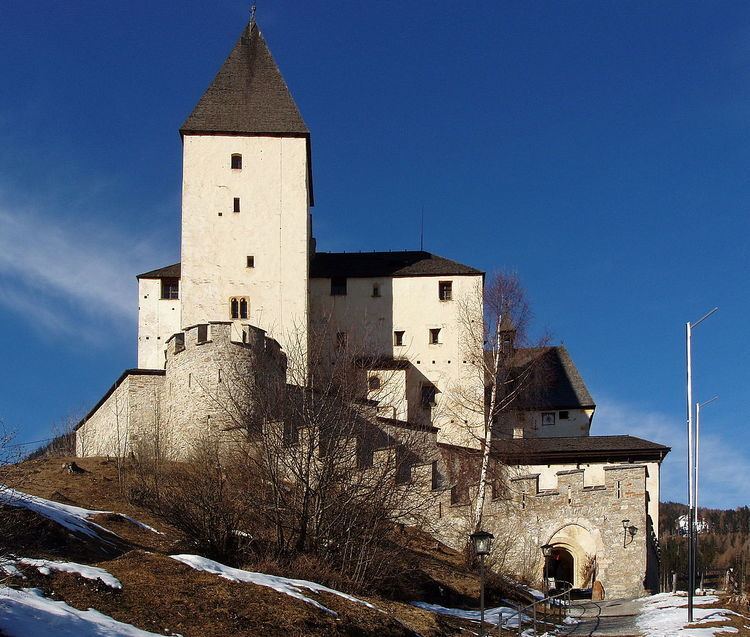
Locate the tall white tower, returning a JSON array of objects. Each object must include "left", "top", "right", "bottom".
[{"left": 179, "top": 20, "right": 312, "bottom": 369}]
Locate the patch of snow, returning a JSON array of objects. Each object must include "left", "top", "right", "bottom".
[
  {"left": 637, "top": 592, "right": 738, "bottom": 637},
  {"left": 171, "top": 554, "right": 376, "bottom": 616},
  {"left": 0, "top": 586, "right": 163, "bottom": 636},
  {"left": 15, "top": 558, "right": 121, "bottom": 589},
  {"left": 0, "top": 486, "right": 162, "bottom": 541},
  {"left": 0, "top": 562, "right": 21, "bottom": 577},
  {"left": 411, "top": 601, "right": 530, "bottom": 628},
  {"left": 520, "top": 585, "right": 545, "bottom": 600}
]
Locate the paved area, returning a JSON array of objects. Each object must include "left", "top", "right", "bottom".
[{"left": 559, "top": 599, "right": 643, "bottom": 636}]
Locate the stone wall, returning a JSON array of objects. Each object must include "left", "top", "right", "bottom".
[
  {"left": 413, "top": 457, "right": 652, "bottom": 599},
  {"left": 76, "top": 371, "right": 164, "bottom": 458}
]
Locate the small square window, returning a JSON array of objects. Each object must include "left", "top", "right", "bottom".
[
  {"left": 429, "top": 328, "right": 441, "bottom": 344},
  {"left": 394, "top": 330, "right": 405, "bottom": 346},
  {"left": 247, "top": 256, "right": 255, "bottom": 268},
  {"left": 336, "top": 331, "right": 348, "bottom": 350},
  {"left": 233, "top": 197, "right": 241, "bottom": 213},
  {"left": 231, "top": 154, "right": 242, "bottom": 170},
  {"left": 439, "top": 281, "right": 452, "bottom": 301},
  {"left": 559, "top": 410, "right": 569, "bottom": 420},
  {"left": 161, "top": 278, "right": 179, "bottom": 300},
  {"left": 331, "top": 277, "right": 347, "bottom": 296},
  {"left": 541, "top": 412, "right": 556, "bottom": 426},
  {"left": 368, "top": 375, "right": 381, "bottom": 390}
]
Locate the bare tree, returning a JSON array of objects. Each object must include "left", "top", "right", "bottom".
[{"left": 452, "top": 271, "right": 548, "bottom": 533}]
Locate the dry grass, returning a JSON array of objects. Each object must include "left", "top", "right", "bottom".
[{"left": 0, "top": 456, "right": 513, "bottom": 636}]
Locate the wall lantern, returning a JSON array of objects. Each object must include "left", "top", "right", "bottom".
[{"left": 622, "top": 519, "right": 637, "bottom": 547}]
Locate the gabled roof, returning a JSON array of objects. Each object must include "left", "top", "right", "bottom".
[
  {"left": 310, "top": 251, "right": 483, "bottom": 279},
  {"left": 180, "top": 21, "right": 308, "bottom": 136},
  {"left": 489, "top": 345, "right": 595, "bottom": 411},
  {"left": 136, "top": 263, "right": 181, "bottom": 280}
]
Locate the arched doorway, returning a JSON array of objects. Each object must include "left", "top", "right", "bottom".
[{"left": 546, "top": 547, "right": 574, "bottom": 590}]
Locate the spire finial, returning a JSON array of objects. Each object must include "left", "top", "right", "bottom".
[{"left": 250, "top": 4, "right": 257, "bottom": 25}]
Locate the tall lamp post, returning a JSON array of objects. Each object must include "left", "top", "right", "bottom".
[
  {"left": 695, "top": 395, "right": 718, "bottom": 593},
  {"left": 685, "top": 307, "right": 717, "bottom": 622},
  {"left": 470, "top": 530, "right": 494, "bottom": 637}
]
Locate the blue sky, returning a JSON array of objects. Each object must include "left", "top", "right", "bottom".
[{"left": 1, "top": 1, "right": 748, "bottom": 508}]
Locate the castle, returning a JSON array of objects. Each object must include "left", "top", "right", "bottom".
[{"left": 75, "top": 19, "right": 669, "bottom": 598}]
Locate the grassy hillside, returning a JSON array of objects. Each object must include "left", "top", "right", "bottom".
[{"left": 0, "top": 456, "right": 531, "bottom": 636}]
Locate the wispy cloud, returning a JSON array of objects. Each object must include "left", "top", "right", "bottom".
[
  {"left": 0, "top": 197, "right": 170, "bottom": 344},
  {"left": 594, "top": 396, "right": 750, "bottom": 510}
]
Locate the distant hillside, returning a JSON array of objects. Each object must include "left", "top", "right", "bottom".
[{"left": 660, "top": 501, "right": 750, "bottom": 583}]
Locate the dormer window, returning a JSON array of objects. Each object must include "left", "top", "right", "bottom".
[{"left": 231, "top": 154, "right": 242, "bottom": 170}]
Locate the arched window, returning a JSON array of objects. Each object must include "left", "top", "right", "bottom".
[
  {"left": 230, "top": 298, "right": 239, "bottom": 319},
  {"left": 231, "top": 154, "right": 242, "bottom": 170},
  {"left": 239, "top": 298, "right": 248, "bottom": 319}
]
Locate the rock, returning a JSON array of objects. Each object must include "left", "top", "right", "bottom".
[{"left": 62, "top": 461, "right": 86, "bottom": 474}]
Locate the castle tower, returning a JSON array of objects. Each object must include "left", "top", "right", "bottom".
[{"left": 179, "top": 20, "right": 312, "bottom": 372}]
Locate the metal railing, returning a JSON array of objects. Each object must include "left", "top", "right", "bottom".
[{"left": 496, "top": 581, "right": 575, "bottom": 636}]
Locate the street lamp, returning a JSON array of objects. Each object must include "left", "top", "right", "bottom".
[
  {"left": 541, "top": 544, "right": 554, "bottom": 597},
  {"left": 470, "top": 530, "right": 494, "bottom": 637},
  {"left": 695, "top": 395, "right": 718, "bottom": 593},
  {"left": 685, "top": 307, "right": 718, "bottom": 622}
]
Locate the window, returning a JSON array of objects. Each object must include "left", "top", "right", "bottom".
[
  {"left": 368, "top": 375, "right": 381, "bottom": 390},
  {"left": 336, "top": 331, "right": 348, "bottom": 350},
  {"left": 230, "top": 297, "right": 249, "bottom": 320},
  {"left": 541, "top": 412, "right": 556, "bottom": 426},
  {"left": 233, "top": 197, "right": 241, "bottom": 213},
  {"left": 438, "top": 280, "right": 452, "bottom": 301},
  {"left": 394, "top": 330, "right": 405, "bottom": 346},
  {"left": 559, "top": 410, "right": 569, "bottom": 420},
  {"left": 421, "top": 384, "right": 437, "bottom": 408},
  {"left": 330, "top": 277, "right": 347, "bottom": 296},
  {"left": 246, "top": 256, "right": 255, "bottom": 268},
  {"left": 616, "top": 480, "right": 622, "bottom": 499},
  {"left": 372, "top": 282, "right": 381, "bottom": 297},
  {"left": 231, "top": 154, "right": 242, "bottom": 170},
  {"left": 161, "top": 278, "right": 179, "bottom": 300},
  {"left": 429, "top": 328, "right": 441, "bottom": 344},
  {"left": 197, "top": 324, "right": 209, "bottom": 344}
]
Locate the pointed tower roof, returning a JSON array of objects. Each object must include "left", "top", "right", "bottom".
[{"left": 180, "top": 21, "right": 308, "bottom": 136}]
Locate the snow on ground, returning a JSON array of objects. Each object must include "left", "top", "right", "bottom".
[
  {"left": 13, "top": 558, "right": 122, "bottom": 589},
  {"left": 0, "top": 586, "right": 164, "bottom": 637},
  {"left": 0, "top": 486, "right": 162, "bottom": 541},
  {"left": 637, "top": 592, "right": 739, "bottom": 637},
  {"left": 171, "top": 554, "right": 376, "bottom": 616},
  {"left": 411, "top": 601, "right": 531, "bottom": 628}
]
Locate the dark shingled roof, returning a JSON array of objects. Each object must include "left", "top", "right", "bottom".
[
  {"left": 492, "top": 435, "right": 670, "bottom": 463},
  {"left": 310, "top": 251, "right": 483, "bottom": 279},
  {"left": 136, "top": 263, "right": 181, "bottom": 280},
  {"left": 180, "top": 21, "right": 308, "bottom": 136},
  {"left": 439, "top": 435, "right": 670, "bottom": 464},
  {"left": 492, "top": 346, "right": 595, "bottom": 411}
]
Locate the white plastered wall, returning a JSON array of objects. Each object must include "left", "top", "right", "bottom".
[
  {"left": 507, "top": 408, "right": 594, "bottom": 438},
  {"left": 309, "top": 273, "right": 484, "bottom": 447},
  {"left": 181, "top": 135, "right": 309, "bottom": 372},
  {"left": 137, "top": 278, "right": 181, "bottom": 369}
]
